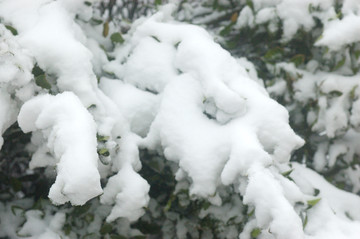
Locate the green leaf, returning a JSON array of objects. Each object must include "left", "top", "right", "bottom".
[
  {"left": 332, "top": 57, "right": 346, "bottom": 71},
  {"left": 100, "top": 223, "right": 113, "bottom": 235},
  {"left": 90, "top": 18, "right": 103, "bottom": 26},
  {"left": 174, "top": 41, "right": 181, "bottom": 49},
  {"left": 63, "top": 224, "right": 72, "bottom": 235},
  {"left": 225, "top": 40, "right": 237, "bottom": 49},
  {"left": 73, "top": 203, "right": 91, "bottom": 216},
  {"left": 352, "top": 66, "right": 359, "bottom": 74},
  {"left": 350, "top": 85, "right": 358, "bottom": 100},
  {"left": 314, "top": 188, "right": 320, "bottom": 196},
  {"left": 308, "top": 3, "right": 320, "bottom": 13},
  {"left": 328, "top": 90, "right": 343, "bottom": 97},
  {"left": 32, "top": 198, "right": 45, "bottom": 210},
  {"left": 110, "top": 32, "right": 124, "bottom": 44},
  {"left": 87, "top": 104, "right": 97, "bottom": 109},
  {"left": 5, "top": 25, "right": 18, "bottom": 35},
  {"left": 290, "top": 54, "right": 305, "bottom": 67},
  {"left": 151, "top": 35, "right": 160, "bottom": 42},
  {"left": 354, "top": 50, "right": 360, "bottom": 59},
  {"left": 10, "top": 178, "right": 22, "bottom": 192},
  {"left": 345, "top": 211, "right": 354, "bottom": 221},
  {"left": 281, "top": 169, "right": 293, "bottom": 177},
  {"left": 11, "top": 205, "right": 24, "bottom": 216},
  {"left": 164, "top": 194, "right": 175, "bottom": 212},
  {"left": 251, "top": 228, "right": 261, "bottom": 238},
  {"left": 246, "top": 0, "right": 254, "bottom": 10},
  {"left": 84, "top": 213, "right": 94, "bottom": 223},
  {"left": 202, "top": 201, "right": 211, "bottom": 210},
  {"left": 98, "top": 148, "right": 109, "bottom": 157},
  {"left": 315, "top": 35, "right": 323, "bottom": 43},
  {"left": 308, "top": 3, "right": 314, "bottom": 13},
  {"left": 32, "top": 65, "right": 45, "bottom": 77},
  {"left": 220, "top": 23, "right": 234, "bottom": 36},
  {"left": 35, "top": 75, "right": 51, "bottom": 90},
  {"left": 248, "top": 208, "right": 255, "bottom": 217},
  {"left": 264, "top": 47, "right": 284, "bottom": 62},
  {"left": 97, "top": 134, "right": 110, "bottom": 143},
  {"left": 148, "top": 160, "right": 162, "bottom": 173},
  {"left": 84, "top": 1, "right": 92, "bottom": 6},
  {"left": 302, "top": 214, "right": 308, "bottom": 229},
  {"left": 307, "top": 198, "right": 321, "bottom": 207},
  {"left": 155, "top": 0, "right": 162, "bottom": 5}
]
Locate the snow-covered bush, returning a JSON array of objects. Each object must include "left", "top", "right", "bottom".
[{"left": 2, "top": 0, "right": 360, "bottom": 238}]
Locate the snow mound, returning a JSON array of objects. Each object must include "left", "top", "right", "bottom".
[{"left": 18, "top": 92, "right": 102, "bottom": 205}]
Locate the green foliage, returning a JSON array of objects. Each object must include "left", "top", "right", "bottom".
[
  {"left": 97, "top": 148, "right": 110, "bottom": 157},
  {"left": 251, "top": 228, "right": 261, "bottom": 238},
  {"left": 32, "top": 65, "right": 51, "bottom": 90},
  {"left": 264, "top": 47, "right": 284, "bottom": 62},
  {"left": 97, "top": 134, "right": 110, "bottom": 143},
  {"left": 5, "top": 24, "right": 17, "bottom": 35},
  {"left": 332, "top": 56, "right": 346, "bottom": 71},
  {"left": 290, "top": 54, "right": 305, "bottom": 67},
  {"left": 100, "top": 222, "right": 113, "bottom": 235},
  {"left": 307, "top": 198, "right": 321, "bottom": 207},
  {"left": 110, "top": 32, "right": 124, "bottom": 44},
  {"left": 35, "top": 75, "right": 51, "bottom": 90},
  {"left": 281, "top": 169, "right": 293, "bottom": 177}
]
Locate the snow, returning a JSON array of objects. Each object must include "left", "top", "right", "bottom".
[
  {"left": 18, "top": 92, "right": 103, "bottom": 205},
  {"left": 0, "top": 0, "right": 150, "bottom": 222},
  {"left": 0, "top": 24, "right": 33, "bottom": 149},
  {"left": 1, "top": 0, "right": 360, "bottom": 238},
  {"left": 236, "top": 6, "right": 255, "bottom": 29},
  {"left": 18, "top": 210, "right": 66, "bottom": 238},
  {"left": 273, "top": 62, "right": 359, "bottom": 138},
  {"left": 255, "top": 7, "right": 277, "bottom": 25},
  {"left": 100, "top": 78, "right": 159, "bottom": 137},
  {"left": 292, "top": 163, "right": 360, "bottom": 239},
  {"left": 0, "top": 0, "right": 108, "bottom": 116},
  {"left": 101, "top": 160, "right": 150, "bottom": 222},
  {"left": 316, "top": 14, "right": 360, "bottom": 51},
  {"left": 105, "top": 10, "right": 302, "bottom": 201},
  {"left": 243, "top": 165, "right": 304, "bottom": 239}
]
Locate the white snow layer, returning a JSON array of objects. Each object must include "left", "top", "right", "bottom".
[
  {"left": 237, "top": 0, "right": 360, "bottom": 47},
  {"left": 1, "top": 1, "right": 360, "bottom": 238},
  {"left": 102, "top": 7, "right": 313, "bottom": 238},
  {"left": 316, "top": 14, "right": 360, "bottom": 51},
  {"left": 102, "top": 5, "right": 360, "bottom": 238},
  {"left": 0, "top": 24, "right": 33, "bottom": 149},
  {"left": 0, "top": 0, "right": 150, "bottom": 221},
  {"left": 0, "top": 0, "right": 99, "bottom": 107},
  {"left": 18, "top": 92, "right": 103, "bottom": 205}
]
